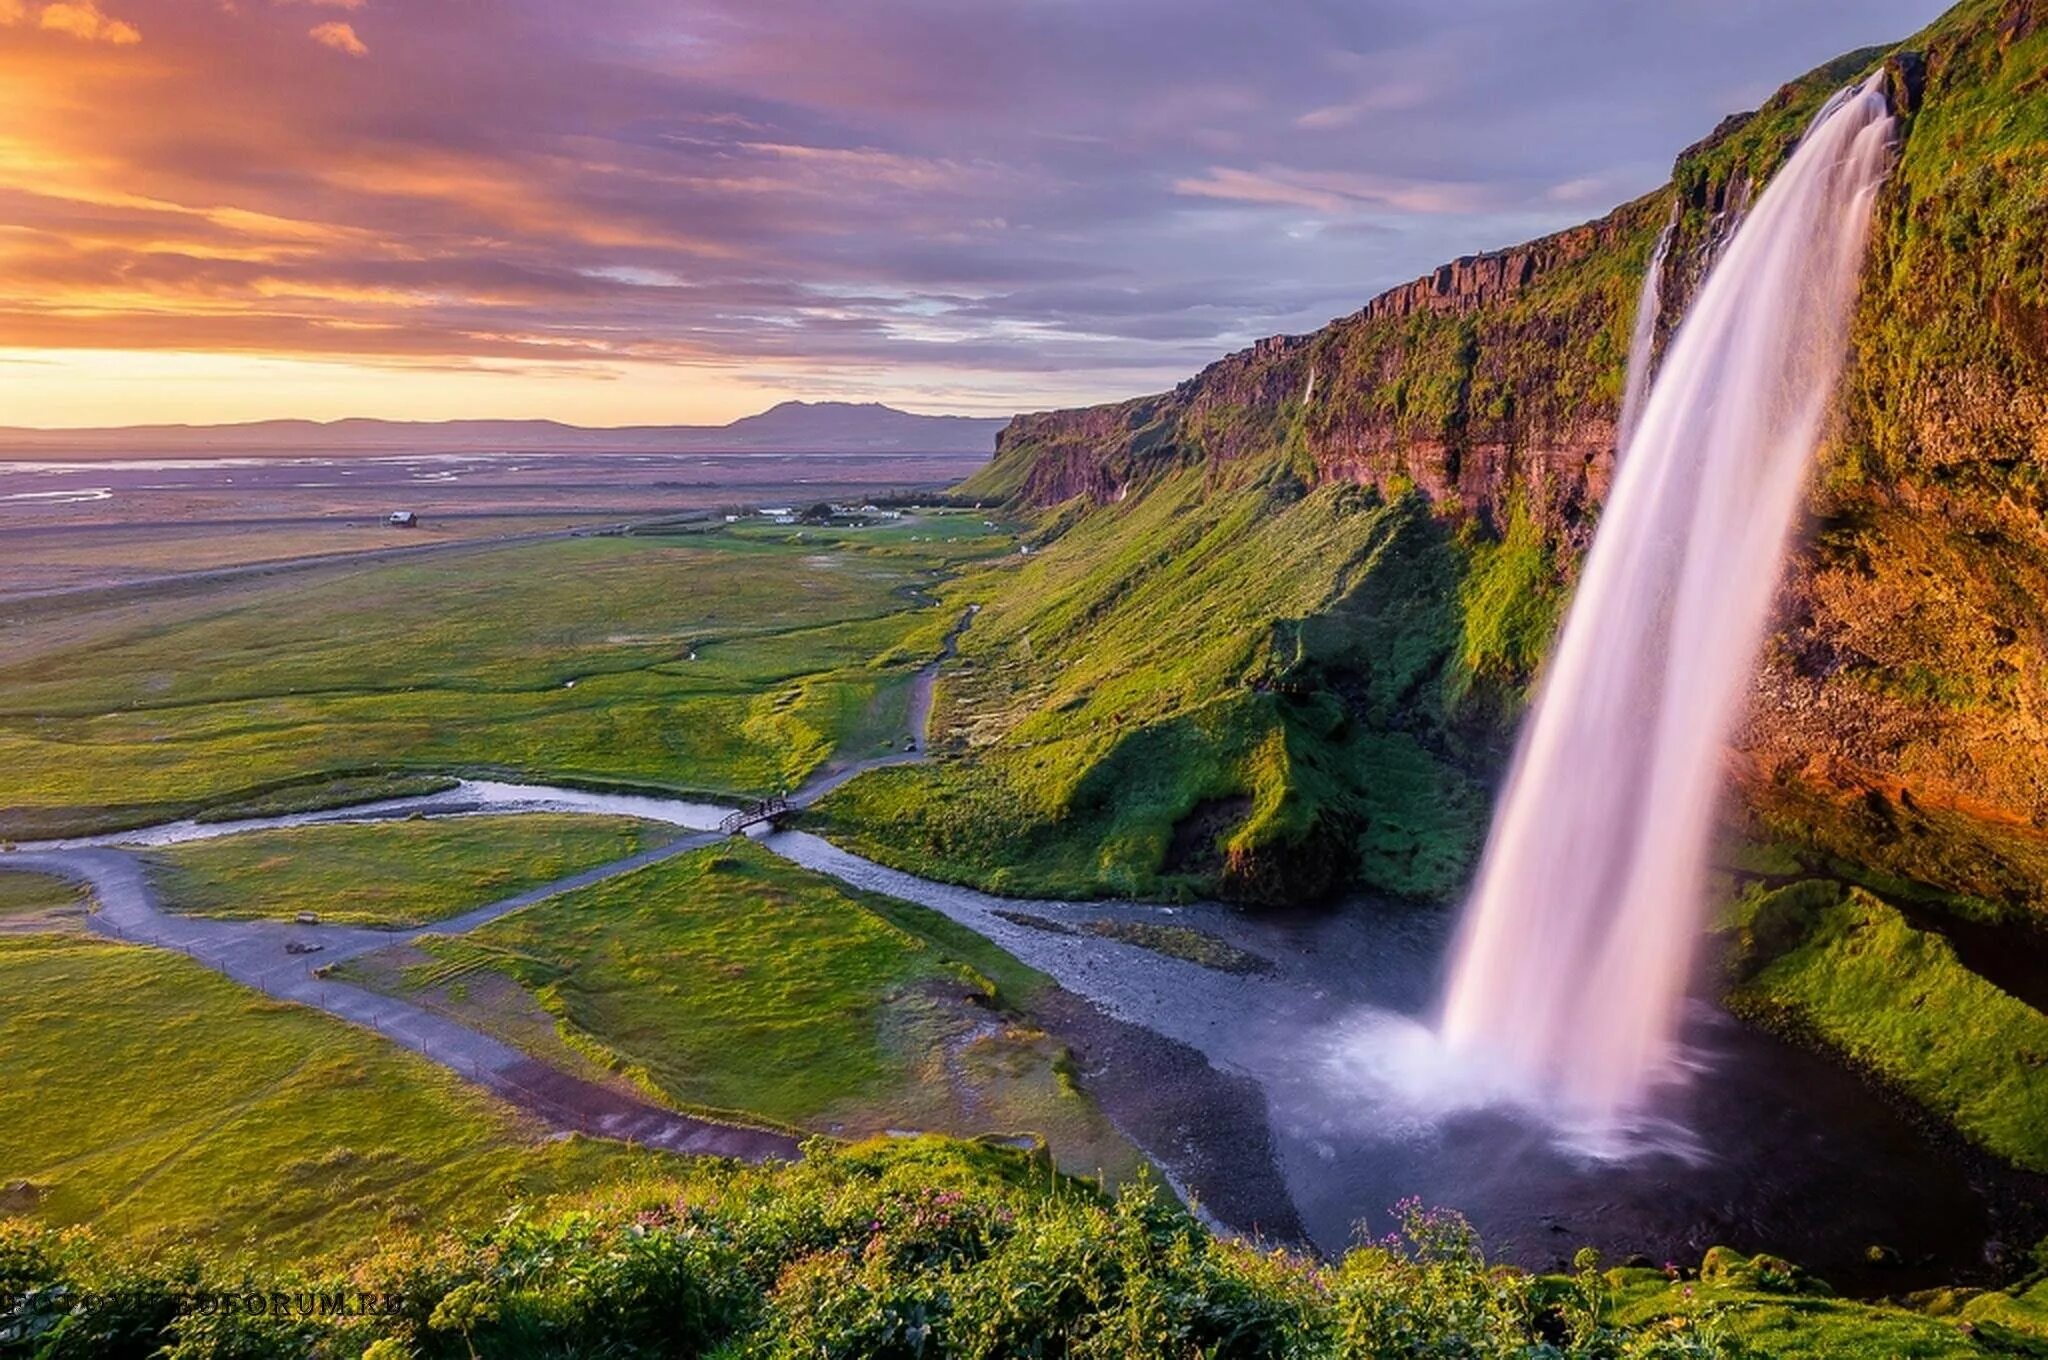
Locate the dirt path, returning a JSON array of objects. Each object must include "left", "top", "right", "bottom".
[{"left": 790, "top": 605, "right": 973, "bottom": 806}]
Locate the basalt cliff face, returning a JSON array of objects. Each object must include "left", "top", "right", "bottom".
[{"left": 807, "top": 0, "right": 2048, "bottom": 923}]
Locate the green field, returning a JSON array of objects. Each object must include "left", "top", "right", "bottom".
[
  {"left": 145, "top": 813, "right": 681, "bottom": 927},
  {"left": 0, "top": 930, "right": 671, "bottom": 1260},
  {"left": 0, "top": 870, "right": 86, "bottom": 921},
  {"left": 343, "top": 841, "right": 1136, "bottom": 1178},
  {"left": 0, "top": 524, "right": 1010, "bottom": 838}
]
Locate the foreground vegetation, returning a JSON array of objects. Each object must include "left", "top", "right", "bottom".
[
  {"left": 0, "top": 524, "right": 1005, "bottom": 839},
  {"left": 342, "top": 842, "right": 1137, "bottom": 1179},
  {"left": 146, "top": 814, "right": 681, "bottom": 927},
  {"left": 5, "top": 1138, "right": 2031, "bottom": 1359},
  {"left": 0, "top": 930, "right": 668, "bottom": 1259}
]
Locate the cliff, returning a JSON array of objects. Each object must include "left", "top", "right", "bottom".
[{"left": 835, "top": 0, "right": 2048, "bottom": 919}]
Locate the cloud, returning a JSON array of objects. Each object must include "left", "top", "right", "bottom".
[
  {"left": 307, "top": 18, "right": 363, "bottom": 54},
  {"left": 1174, "top": 166, "right": 1499, "bottom": 216},
  {"left": 0, "top": 0, "right": 1957, "bottom": 424},
  {"left": 35, "top": 0, "right": 140, "bottom": 42}
]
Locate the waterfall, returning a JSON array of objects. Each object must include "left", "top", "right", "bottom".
[
  {"left": 1616, "top": 207, "right": 1676, "bottom": 452},
  {"left": 1438, "top": 74, "right": 1897, "bottom": 1126}
]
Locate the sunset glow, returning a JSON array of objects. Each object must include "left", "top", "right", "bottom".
[{"left": 0, "top": 0, "right": 1941, "bottom": 426}]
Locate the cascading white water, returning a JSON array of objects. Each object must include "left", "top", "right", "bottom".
[
  {"left": 1616, "top": 208, "right": 1676, "bottom": 451},
  {"left": 1438, "top": 73, "right": 1897, "bottom": 1125}
]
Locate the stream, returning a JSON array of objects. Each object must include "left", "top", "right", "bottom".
[{"left": 8, "top": 774, "right": 2037, "bottom": 1293}]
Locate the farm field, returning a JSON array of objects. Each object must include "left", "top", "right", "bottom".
[
  {"left": 0, "top": 515, "right": 1015, "bottom": 839},
  {"left": 0, "top": 447, "right": 987, "bottom": 594}
]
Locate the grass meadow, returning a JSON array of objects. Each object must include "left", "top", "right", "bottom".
[
  {"left": 0, "top": 870, "right": 86, "bottom": 919},
  {"left": 0, "top": 926, "right": 672, "bottom": 1260},
  {"left": 0, "top": 521, "right": 1012, "bottom": 838},
  {"left": 145, "top": 813, "right": 681, "bottom": 927},
  {"left": 343, "top": 840, "right": 1138, "bottom": 1180}
]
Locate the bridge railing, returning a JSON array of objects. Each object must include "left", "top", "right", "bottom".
[{"left": 717, "top": 794, "right": 790, "bottom": 836}]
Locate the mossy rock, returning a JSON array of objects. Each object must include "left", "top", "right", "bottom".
[
  {"left": 1700, "top": 1245, "right": 1830, "bottom": 1295},
  {"left": 1736, "top": 879, "right": 1849, "bottom": 974}
]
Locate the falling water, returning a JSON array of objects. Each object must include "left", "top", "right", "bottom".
[
  {"left": 1616, "top": 208, "right": 1676, "bottom": 451},
  {"left": 1438, "top": 74, "right": 1897, "bottom": 1126}
]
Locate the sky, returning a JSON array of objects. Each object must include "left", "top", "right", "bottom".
[{"left": 0, "top": 0, "right": 1950, "bottom": 427}]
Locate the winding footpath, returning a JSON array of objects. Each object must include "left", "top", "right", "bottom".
[{"left": 7, "top": 836, "right": 795, "bottom": 1160}]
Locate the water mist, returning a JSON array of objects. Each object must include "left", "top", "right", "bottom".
[{"left": 1437, "top": 74, "right": 1898, "bottom": 1127}]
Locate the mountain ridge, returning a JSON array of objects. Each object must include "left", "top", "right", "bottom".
[{"left": 0, "top": 400, "right": 1008, "bottom": 457}]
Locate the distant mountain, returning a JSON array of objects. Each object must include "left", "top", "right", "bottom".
[{"left": 0, "top": 401, "right": 1008, "bottom": 458}]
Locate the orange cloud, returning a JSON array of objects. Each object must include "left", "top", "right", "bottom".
[
  {"left": 37, "top": 0, "right": 141, "bottom": 43},
  {"left": 0, "top": 0, "right": 24, "bottom": 24},
  {"left": 308, "top": 18, "right": 363, "bottom": 54}
]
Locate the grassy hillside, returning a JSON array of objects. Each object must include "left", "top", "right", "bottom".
[{"left": 819, "top": 478, "right": 1499, "bottom": 904}]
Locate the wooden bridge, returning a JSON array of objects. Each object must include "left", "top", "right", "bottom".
[{"left": 717, "top": 794, "right": 791, "bottom": 836}]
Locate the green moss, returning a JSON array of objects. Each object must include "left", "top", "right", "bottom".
[
  {"left": 1606, "top": 1267, "right": 1979, "bottom": 1358},
  {"left": 1727, "top": 882, "right": 2048, "bottom": 1170},
  {"left": 1455, "top": 495, "right": 1566, "bottom": 692},
  {"left": 1960, "top": 1277, "right": 2048, "bottom": 1344},
  {"left": 1077, "top": 918, "right": 1271, "bottom": 975}
]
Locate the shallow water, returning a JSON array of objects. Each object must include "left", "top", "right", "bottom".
[
  {"left": 16, "top": 778, "right": 2034, "bottom": 1289},
  {"left": 760, "top": 827, "right": 2034, "bottom": 1289}
]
